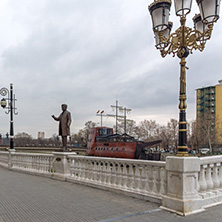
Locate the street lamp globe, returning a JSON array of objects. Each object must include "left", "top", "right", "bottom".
[
  {"left": 149, "top": 0, "right": 172, "bottom": 31},
  {"left": 174, "top": 0, "right": 192, "bottom": 16},
  {"left": 196, "top": 0, "right": 221, "bottom": 23},
  {"left": 154, "top": 21, "right": 173, "bottom": 49},
  {"left": 193, "top": 14, "right": 210, "bottom": 43},
  {"left": 1, "top": 98, "right": 7, "bottom": 108}
]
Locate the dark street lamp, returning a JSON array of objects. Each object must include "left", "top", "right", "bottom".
[
  {"left": 0, "top": 84, "right": 18, "bottom": 150},
  {"left": 148, "top": 0, "right": 220, "bottom": 156}
]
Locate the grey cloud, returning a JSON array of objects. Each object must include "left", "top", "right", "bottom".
[{"left": 0, "top": 0, "right": 221, "bottom": 137}]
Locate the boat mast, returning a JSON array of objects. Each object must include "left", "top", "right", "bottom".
[{"left": 108, "top": 100, "right": 131, "bottom": 134}]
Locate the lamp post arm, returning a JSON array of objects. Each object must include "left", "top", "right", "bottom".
[{"left": 158, "top": 23, "right": 213, "bottom": 58}]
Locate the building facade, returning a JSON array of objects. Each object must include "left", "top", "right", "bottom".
[
  {"left": 38, "top": 132, "right": 45, "bottom": 140},
  {"left": 196, "top": 80, "right": 222, "bottom": 148}
]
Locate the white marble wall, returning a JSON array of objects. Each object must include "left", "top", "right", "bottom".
[{"left": 68, "top": 156, "right": 166, "bottom": 200}]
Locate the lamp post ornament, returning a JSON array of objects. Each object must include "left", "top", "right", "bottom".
[
  {"left": 0, "top": 84, "right": 18, "bottom": 150},
  {"left": 148, "top": 0, "right": 221, "bottom": 156}
]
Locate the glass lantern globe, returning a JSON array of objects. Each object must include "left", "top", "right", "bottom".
[
  {"left": 196, "top": 0, "right": 221, "bottom": 23},
  {"left": 174, "top": 0, "right": 193, "bottom": 16},
  {"left": 149, "top": 0, "right": 172, "bottom": 31},
  {"left": 154, "top": 22, "right": 173, "bottom": 49},
  {"left": 1, "top": 98, "right": 7, "bottom": 108},
  {"left": 193, "top": 14, "right": 210, "bottom": 42}
]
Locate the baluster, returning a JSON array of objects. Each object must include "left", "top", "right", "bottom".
[
  {"left": 85, "top": 160, "right": 89, "bottom": 180},
  {"left": 40, "top": 157, "right": 43, "bottom": 172},
  {"left": 78, "top": 160, "right": 83, "bottom": 179},
  {"left": 45, "top": 157, "right": 48, "bottom": 173},
  {"left": 128, "top": 164, "right": 134, "bottom": 190},
  {"left": 76, "top": 159, "right": 80, "bottom": 179},
  {"left": 78, "top": 159, "right": 82, "bottom": 179},
  {"left": 27, "top": 156, "right": 30, "bottom": 170},
  {"left": 33, "top": 156, "right": 36, "bottom": 171},
  {"left": 36, "top": 156, "right": 39, "bottom": 171},
  {"left": 159, "top": 167, "right": 166, "bottom": 195},
  {"left": 38, "top": 156, "right": 41, "bottom": 171},
  {"left": 31, "top": 156, "right": 34, "bottom": 170},
  {"left": 106, "top": 162, "right": 111, "bottom": 186},
  {"left": 206, "top": 164, "right": 214, "bottom": 190},
  {"left": 101, "top": 161, "right": 106, "bottom": 184},
  {"left": 111, "top": 162, "right": 117, "bottom": 186},
  {"left": 134, "top": 164, "right": 141, "bottom": 191},
  {"left": 96, "top": 161, "right": 101, "bottom": 183},
  {"left": 42, "top": 157, "right": 45, "bottom": 172},
  {"left": 69, "top": 158, "right": 73, "bottom": 176},
  {"left": 147, "top": 166, "right": 154, "bottom": 194},
  {"left": 81, "top": 159, "right": 86, "bottom": 180},
  {"left": 74, "top": 159, "right": 79, "bottom": 178},
  {"left": 88, "top": 161, "right": 93, "bottom": 181},
  {"left": 213, "top": 163, "right": 220, "bottom": 189},
  {"left": 37, "top": 156, "right": 40, "bottom": 171},
  {"left": 152, "top": 166, "right": 159, "bottom": 195},
  {"left": 122, "top": 163, "right": 128, "bottom": 189},
  {"left": 45, "top": 157, "right": 47, "bottom": 172},
  {"left": 199, "top": 164, "right": 207, "bottom": 192},
  {"left": 117, "top": 163, "right": 122, "bottom": 188},
  {"left": 92, "top": 161, "right": 97, "bottom": 181},
  {"left": 100, "top": 161, "right": 104, "bottom": 183},
  {"left": 72, "top": 159, "right": 77, "bottom": 178},
  {"left": 141, "top": 165, "right": 147, "bottom": 193}
]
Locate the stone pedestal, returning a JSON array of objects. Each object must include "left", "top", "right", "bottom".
[
  {"left": 52, "top": 152, "right": 76, "bottom": 180},
  {"left": 161, "top": 156, "right": 203, "bottom": 216}
]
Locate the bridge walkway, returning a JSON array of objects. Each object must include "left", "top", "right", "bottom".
[{"left": 0, "top": 167, "right": 221, "bottom": 222}]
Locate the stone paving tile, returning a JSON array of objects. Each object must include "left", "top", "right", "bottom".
[
  {"left": 0, "top": 167, "right": 159, "bottom": 222},
  {"left": 1, "top": 167, "right": 222, "bottom": 222}
]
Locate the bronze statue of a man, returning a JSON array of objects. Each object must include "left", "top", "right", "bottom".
[{"left": 52, "top": 104, "right": 72, "bottom": 151}]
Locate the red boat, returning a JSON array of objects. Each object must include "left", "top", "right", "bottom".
[{"left": 86, "top": 127, "right": 162, "bottom": 160}]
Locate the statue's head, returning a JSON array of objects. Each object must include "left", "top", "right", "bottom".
[{"left": 61, "top": 104, "right": 67, "bottom": 111}]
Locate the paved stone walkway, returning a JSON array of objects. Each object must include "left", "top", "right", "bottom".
[{"left": 1, "top": 167, "right": 222, "bottom": 222}]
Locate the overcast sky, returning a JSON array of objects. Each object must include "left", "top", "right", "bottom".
[{"left": 0, "top": 0, "right": 221, "bottom": 138}]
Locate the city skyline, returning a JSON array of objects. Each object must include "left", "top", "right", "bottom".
[{"left": 0, "top": 0, "right": 221, "bottom": 138}]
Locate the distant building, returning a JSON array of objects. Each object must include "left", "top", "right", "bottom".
[
  {"left": 196, "top": 80, "right": 222, "bottom": 146},
  {"left": 38, "top": 132, "right": 45, "bottom": 139}
]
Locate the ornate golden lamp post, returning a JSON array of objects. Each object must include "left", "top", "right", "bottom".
[{"left": 148, "top": 0, "right": 221, "bottom": 156}]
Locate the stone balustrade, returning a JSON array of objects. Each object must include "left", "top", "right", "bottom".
[
  {"left": 1, "top": 151, "right": 222, "bottom": 216},
  {"left": 198, "top": 156, "right": 222, "bottom": 206},
  {"left": 0, "top": 151, "right": 9, "bottom": 168},
  {"left": 10, "top": 152, "right": 54, "bottom": 175},
  {"left": 67, "top": 155, "right": 166, "bottom": 202}
]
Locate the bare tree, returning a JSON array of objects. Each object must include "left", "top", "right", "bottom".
[
  {"left": 196, "top": 110, "right": 215, "bottom": 152},
  {"left": 114, "top": 120, "right": 137, "bottom": 136},
  {"left": 14, "top": 132, "right": 33, "bottom": 147},
  {"left": 136, "top": 120, "right": 160, "bottom": 141},
  {"left": 167, "top": 118, "right": 178, "bottom": 151},
  {"left": 71, "top": 121, "right": 97, "bottom": 146}
]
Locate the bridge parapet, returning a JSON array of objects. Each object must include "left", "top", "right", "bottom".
[
  {"left": 1, "top": 151, "right": 222, "bottom": 216},
  {"left": 68, "top": 155, "right": 166, "bottom": 203}
]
